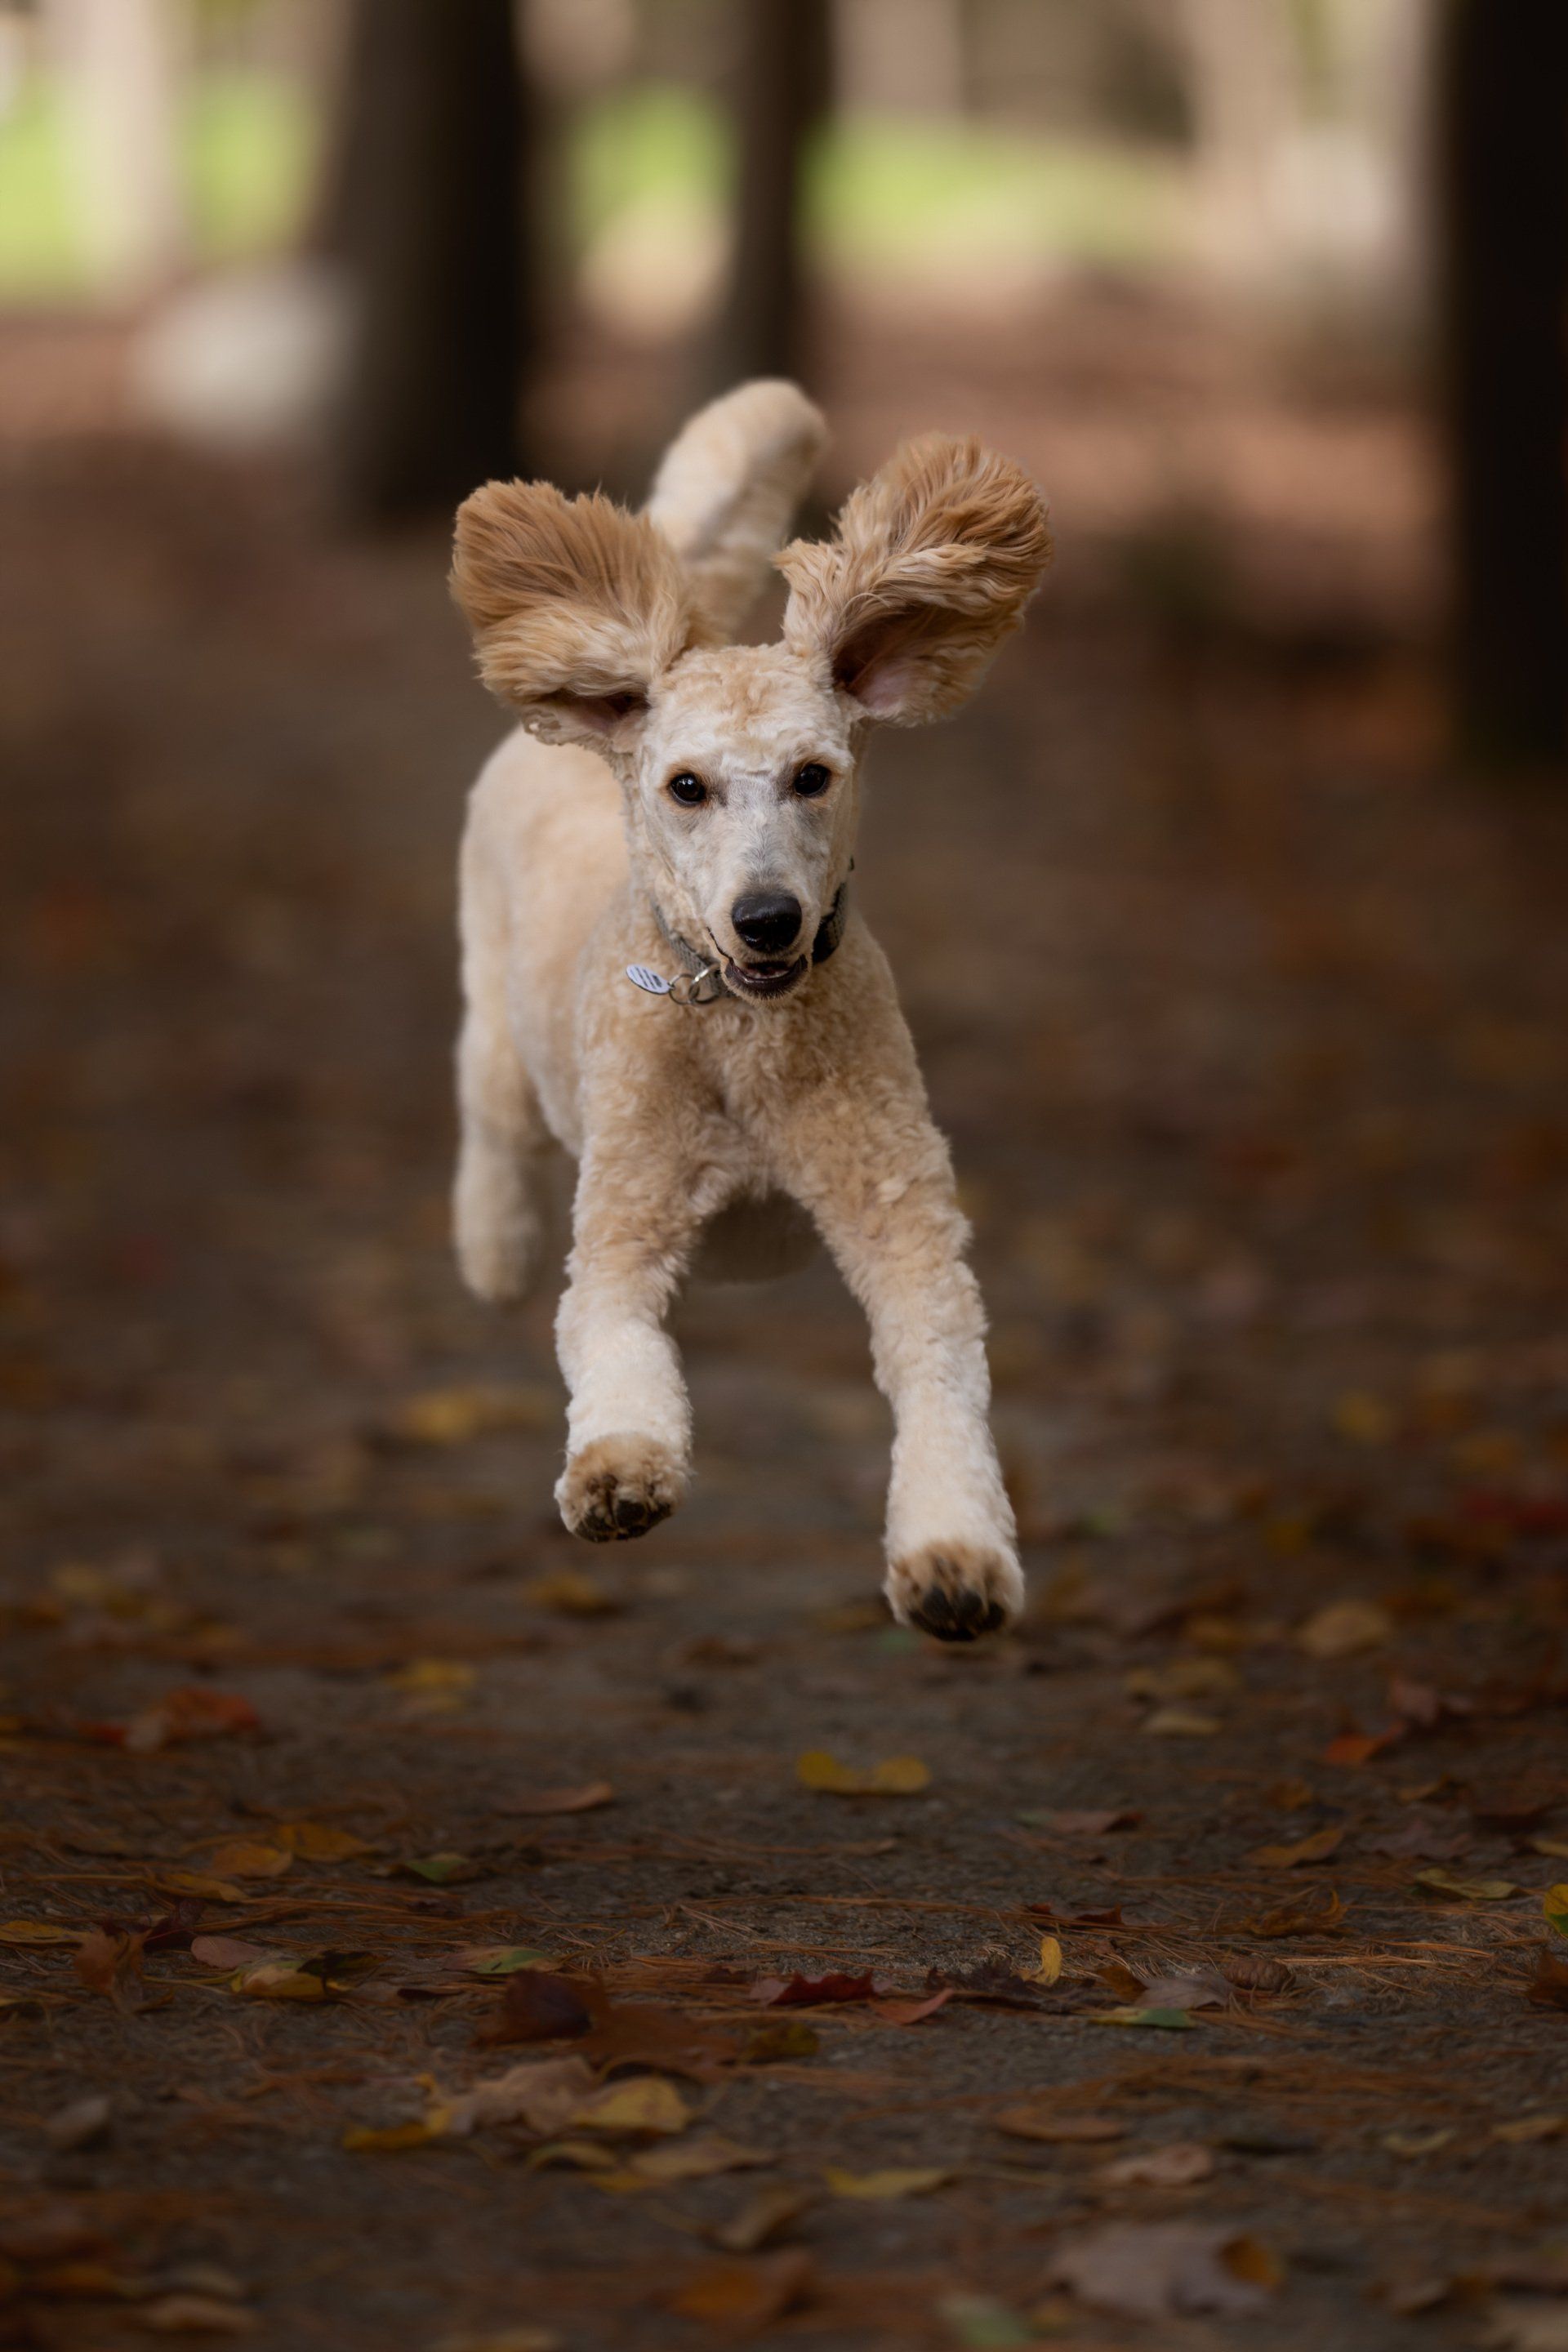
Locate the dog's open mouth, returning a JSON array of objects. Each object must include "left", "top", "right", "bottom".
[{"left": 724, "top": 956, "right": 808, "bottom": 1000}]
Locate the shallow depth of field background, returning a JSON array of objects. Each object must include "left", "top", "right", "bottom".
[{"left": 4, "top": 9, "right": 1568, "bottom": 2352}]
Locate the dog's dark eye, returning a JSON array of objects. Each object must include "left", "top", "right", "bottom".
[
  {"left": 793, "top": 763, "right": 831, "bottom": 798},
  {"left": 667, "top": 772, "right": 707, "bottom": 807}
]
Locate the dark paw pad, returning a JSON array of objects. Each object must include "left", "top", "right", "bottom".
[{"left": 908, "top": 1580, "right": 1007, "bottom": 1644}]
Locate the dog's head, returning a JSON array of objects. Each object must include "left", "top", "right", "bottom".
[{"left": 451, "top": 385, "right": 1050, "bottom": 1004}]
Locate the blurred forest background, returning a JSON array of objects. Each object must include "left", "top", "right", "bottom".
[{"left": 5, "top": 11, "right": 1568, "bottom": 2346}]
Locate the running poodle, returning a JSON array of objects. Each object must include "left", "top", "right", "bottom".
[{"left": 449, "top": 381, "right": 1050, "bottom": 1640}]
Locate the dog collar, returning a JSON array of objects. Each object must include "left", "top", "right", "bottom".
[{"left": 626, "top": 882, "right": 849, "bottom": 1007}]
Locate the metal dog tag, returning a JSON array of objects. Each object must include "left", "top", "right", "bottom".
[{"left": 626, "top": 963, "right": 672, "bottom": 996}]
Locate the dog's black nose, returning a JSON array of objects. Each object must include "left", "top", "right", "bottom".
[{"left": 731, "top": 892, "right": 802, "bottom": 956}]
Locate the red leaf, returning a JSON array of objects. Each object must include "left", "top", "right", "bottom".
[
  {"left": 748, "top": 1971, "right": 878, "bottom": 2008},
  {"left": 871, "top": 1989, "right": 953, "bottom": 2026}
]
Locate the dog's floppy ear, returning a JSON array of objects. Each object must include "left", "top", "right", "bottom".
[
  {"left": 451, "top": 480, "right": 697, "bottom": 746},
  {"left": 777, "top": 434, "right": 1050, "bottom": 725},
  {"left": 645, "top": 379, "right": 826, "bottom": 642}
]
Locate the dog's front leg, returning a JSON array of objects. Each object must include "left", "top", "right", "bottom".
[
  {"left": 554, "top": 1136, "right": 715, "bottom": 1544},
  {"left": 785, "top": 1116, "right": 1022, "bottom": 1640}
]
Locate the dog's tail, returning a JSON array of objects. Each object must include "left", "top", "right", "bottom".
[{"left": 645, "top": 380, "right": 826, "bottom": 644}]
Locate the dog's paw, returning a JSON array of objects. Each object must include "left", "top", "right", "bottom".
[
  {"left": 557, "top": 1434, "right": 684, "bottom": 1544},
  {"left": 885, "top": 1540, "right": 1024, "bottom": 1642}
]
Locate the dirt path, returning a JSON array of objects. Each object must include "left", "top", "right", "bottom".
[{"left": 4, "top": 433, "right": 1568, "bottom": 2351}]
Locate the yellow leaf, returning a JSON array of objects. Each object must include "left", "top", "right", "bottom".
[
  {"left": 384, "top": 1659, "right": 474, "bottom": 1714},
  {"left": 1296, "top": 1600, "right": 1392, "bottom": 1659},
  {"left": 822, "top": 2166, "right": 951, "bottom": 2199},
  {"left": 1142, "top": 1708, "right": 1220, "bottom": 1738},
  {"left": 521, "top": 1570, "right": 621, "bottom": 1618},
  {"left": 570, "top": 2075, "right": 691, "bottom": 2136},
  {"left": 1414, "top": 1867, "right": 1521, "bottom": 1904},
  {"left": 389, "top": 1383, "right": 555, "bottom": 1446},
  {"left": 1493, "top": 2114, "right": 1565, "bottom": 2144},
  {"left": 154, "top": 1873, "right": 248, "bottom": 1904},
  {"left": 1028, "top": 1936, "right": 1063, "bottom": 1986},
  {"left": 795, "top": 1750, "right": 930, "bottom": 1796},
  {"left": 275, "top": 1822, "right": 373, "bottom": 1862},
  {"left": 1544, "top": 1885, "right": 1568, "bottom": 1939},
  {"left": 205, "top": 1840, "right": 292, "bottom": 1880},
  {"left": 0, "top": 1921, "right": 83, "bottom": 1945},
  {"left": 234, "top": 1962, "right": 328, "bottom": 2002}
]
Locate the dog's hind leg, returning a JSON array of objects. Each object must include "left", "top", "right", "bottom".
[{"left": 453, "top": 846, "right": 544, "bottom": 1304}]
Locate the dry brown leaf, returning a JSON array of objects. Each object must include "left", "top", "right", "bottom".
[
  {"left": 1242, "top": 1887, "right": 1346, "bottom": 1938},
  {"left": 497, "top": 1781, "right": 614, "bottom": 1817},
  {"left": 1297, "top": 1600, "right": 1392, "bottom": 1659},
  {"left": 795, "top": 1750, "right": 930, "bottom": 1796},
  {"left": 1248, "top": 1825, "right": 1345, "bottom": 1869},
  {"left": 1052, "top": 2222, "right": 1281, "bottom": 2318},
  {"left": 821, "top": 2166, "right": 951, "bottom": 2199},
  {"left": 440, "top": 2058, "right": 598, "bottom": 2138},
  {"left": 668, "top": 2251, "right": 815, "bottom": 2328},
  {"left": 996, "top": 2107, "right": 1126, "bottom": 2145},
  {"left": 707, "top": 2186, "right": 816, "bottom": 2254},
  {"left": 205, "top": 1840, "right": 292, "bottom": 1881},
  {"left": 1100, "top": 2141, "right": 1214, "bottom": 2188},
  {"left": 274, "top": 1822, "right": 373, "bottom": 1862}
]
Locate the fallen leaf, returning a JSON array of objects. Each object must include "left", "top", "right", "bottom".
[
  {"left": 120, "top": 1688, "right": 261, "bottom": 1754},
  {"left": 74, "top": 1928, "right": 144, "bottom": 2006},
  {"left": 1142, "top": 1708, "right": 1220, "bottom": 1738},
  {"left": 668, "top": 2251, "right": 815, "bottom": 2328},
  {"left": 383, "top": 1659, "right": 475, "bottom": 1717},
  {"left": 749, "top": 1971, "right": 878, "bottom": 2007},
  {"left": 442, "top": 2058, "right": 597, "bottom": 2138},
  {"left": 480, "top": 1972, "right": 591, "bottom": 2043},
  {"left": 1298, "top": 1600, "right": 1392, "bottom": 1659},
  {"left": 189, "top": 1936, "right": 271, "bottom": 1970},
  {"left": 1367, "top": 1817, "right": 1472, "bottom": 1862},
  {"left": 1531, "top": 1837, "right": 1568, "bottom": 1860},
  {"left": 569, "top": 2075, "right": 690, "bottom": 2138},
  {"left": 204, "top": 1841, "right": 292, "bottom": 1881},
  {"left": 234, "top": 1949, "right": 380, "bottom": 2002},
  {"left": 1544, "top": 1885, "right": 1568, "bottom": 1939},
  {"left": 457, "top": 1946, "right": 557, "bottom": 1977},
  {"left": 740, "top": 2020, "right": 819, "bottom": 2064},
  {"left": 274, "top": 1822, "right": 372, "bottom": 1862},
  {"left": 1027, "top": 1936, "right": 1063, "bottom": 1986},
  {"left": 137, "top": 2296, "right": 257, "bottom": 2336},
  {"left": 342, "top": 2119, "right": 446, "bottom": 2153},
  {"left": 1052, "top": 2222, "right": 1281, "bottom": 2318},
  {"left": 1493, "top": 2114, "right": 1566, "bottom": 2143},
  {"left": 1414, "top": 1868, "right": 1521, "bottom": 1903},
  {"left": 521, "top": 1570, "right": 621, "bottom": 1618},
  {"left": 1089, "top": 2007, "right": 1195, "bottom": 2031},
  {"left": 1137, "top": 1968, "right": 1231, "bottom": 2011},
  {"left": 1248, "top": 1826, "right": 1344, "bottom": 1869},
  {"left": 154, "top": 1872, "right": 247, "bottom": 1904},
  {"left": 385, "top": 1383, "right": 555, "bottom": 1445},
  {"left": 593, "top": 2134, "right": 770, "bottom": 2190},
  {"left": 995, "top": 2107, "right": 1125, "bottom": 2145},
  {"left": 1526, "top": 1948, "right": 1568, "bottom": 2011},
  {"left": 0, "top": 1921, "right": 83, "bottom": 1946},
  {"left": 1332, "top": 1390, "right": 1395, "bottom": 1445},
  {"left": 1125, "top": 1658, "right": 1237, "bottom": 1703},
  {"left": 871, "top": 1990, "right": 953, "bottom": 2026},
  {"left": 497, "top": 1781, "right": 614, "bottom": 1816},
  {"left": 939, "top": 2295, "right": 1036, "bottom": 2349},
  {"left": 1242, "top": 1888, "right": 1346, "bottom": 1938},
  {"left": 1219, "top": 1953, "right": 1295, "bottom": 1995},
  {"left": 1100, "top": 2141, "right": 1214, "bottom": 2187},
  {"left": 1485, "top": 2305, "right": 1568, "bottom": 2352},
  {"left": 43, "top": 2093, "right": 112, "bottom": 2153},
  {"left": 708, "top": 2185, "right": 816, "bottom": 2253},
  {"left": 822, "top": 2166, "right": 951, "bottom": 2198},
  {"left": 1383, "top": 2127, "right": 1454, "bottom": 2157},
  {"left": 1324, "top": 1726, "right": 1405, "bottom": 1766},
  {"left": 795, "top": 1750, "right": 930, "bottom": 1796},
  {"left": 389, "top": 1852, "right": 486, "bottom": 1886}
]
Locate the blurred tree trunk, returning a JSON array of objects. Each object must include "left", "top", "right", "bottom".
[
  {"left": 1438, "top": 1, "right": 1568, "bottom": 764},
  {"left": 323, "top": 0, "right": 531, "bottom": 519},
  {"left": 44, "top": 0, "right": 188, "bottom": 300},
  {"left": 709, "top": 0, "right": 831, "bottom": 393}
]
